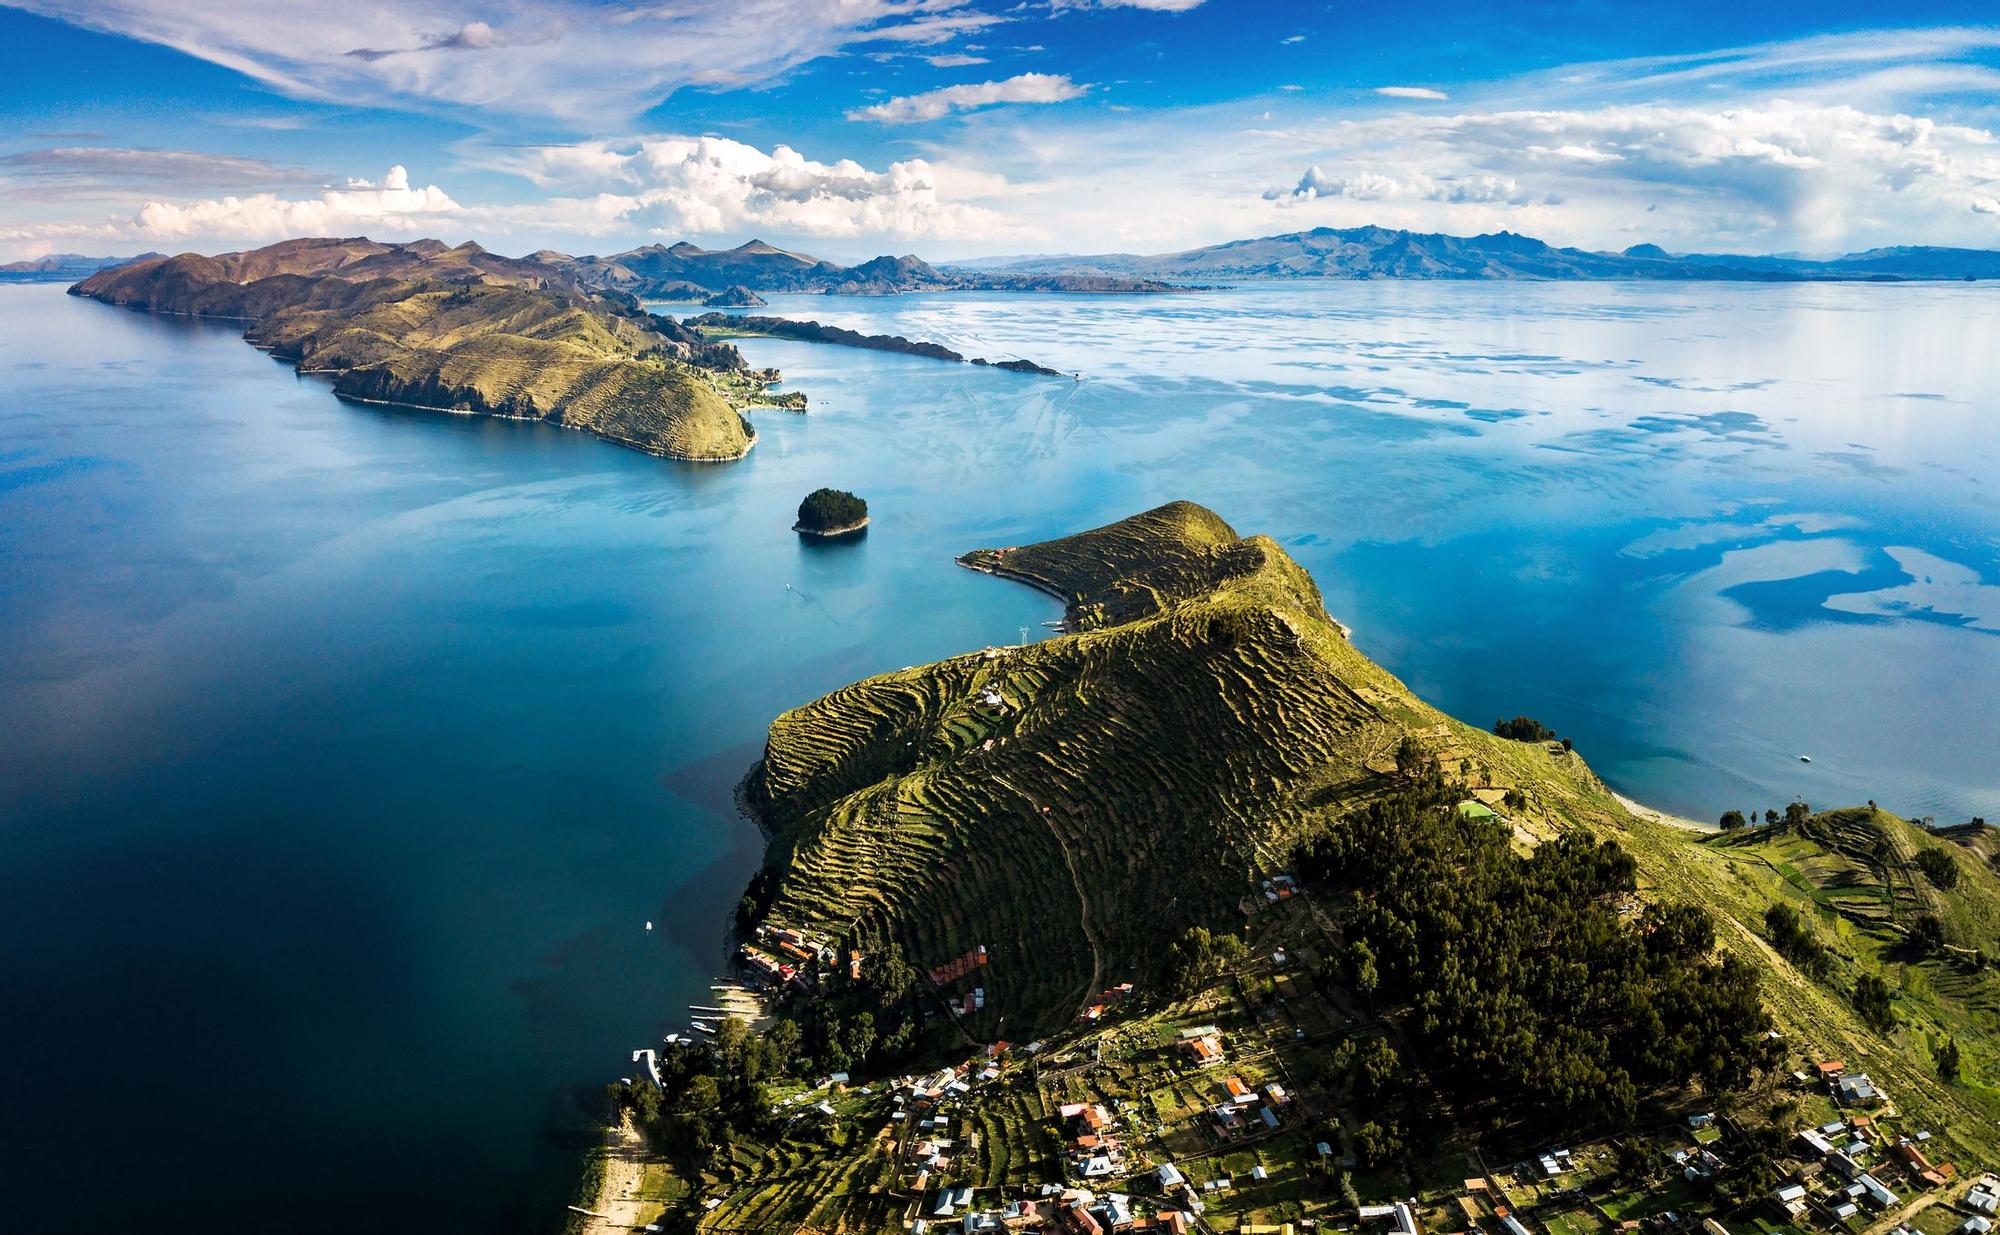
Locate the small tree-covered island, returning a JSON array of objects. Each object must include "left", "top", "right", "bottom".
[
  {"left": 574, "top": 501, "right": 2000, "bottom": 1235},
  {"left": 793, "top": 488, "right": 870, "bottom": 537}
]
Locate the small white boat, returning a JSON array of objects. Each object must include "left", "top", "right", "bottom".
[
  {"left": 1799, "top": 755, "right": 1813, "bottom": 763},
  {"left": 645, "top": 920, "right": 654, "bottom": 931}
]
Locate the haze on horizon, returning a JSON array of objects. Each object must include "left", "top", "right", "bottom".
[{"left": 3, "top": 0, "right": 1999, "bottom": 264}]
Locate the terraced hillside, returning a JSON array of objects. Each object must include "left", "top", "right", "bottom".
[
  {"left": 1615, "top": 803, "right": 2000, "bottom": 1163},
  {"left": 746, "top": 503, "right": 1631, "bottom": 1035},
  {"left": 72, "top": 239, "right": 757, "bottom": 462}
]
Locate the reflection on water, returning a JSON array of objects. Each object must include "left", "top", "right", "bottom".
[{"left": 0, "top": 276, "right": 1996, "bottom": 1232}]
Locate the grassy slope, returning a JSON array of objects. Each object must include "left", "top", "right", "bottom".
[
  {"left": 72, "top": 242, "right": 754, "bottom": 462},
  {"left": 704, "top": 502, "right": 2000, "bottom": 1229},
  {"left": 1623, "top": 805, "right": 2000, "bottom": 1163},
  {"left": 748, "top": 503, "right": 1629, "bottom": 1036}
]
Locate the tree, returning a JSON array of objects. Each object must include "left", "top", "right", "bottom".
[
  {"left": 1295, "top": 776, "right": 1770, "bottom": 1135},
  {"left": 1493, "top": 716, "right": 1558, "bottom": 742},
  {"left": 1394, "top": 736, "right": 1434, "bottom": 780},
  {"left": 1916, "top": 848, "right": 1960, "bottom": 890},
  {"left": 863, "top": 942, "right": 915, "bottom": 1008},
  {"left": 1907, "top": 913, "right": 1947, "bottom": 954},
  {"left": 1720, "top": 810, "right": 1748, "bottom": 830},
  {"left": 1938, "top": 1037, "right": 1963, "bottom": 1084},
  {"left": 1765, "top": 903, "right": 1831, "bottom": 978},
  {"left": 1764, "top": 809, "right": 1780, "bottom": 826},
  {"left": 795, "top": 487, "right": 868, "bottom": 533},
  {"left": 1349, "top": 939, "right": 1379, "bottom": 1012},
  {"left": 1351, "top": 1119, "right": 1405, "bottom": 1168},
  {"left": 1167, "top": 925, "right": 1248, "bottom": 994},
  {"left": 1853, "top": 973, "right": 1896, "bottom": 1031},
  {"left": 1784, "top": 800, "right": 1812, "bottom": 828}
]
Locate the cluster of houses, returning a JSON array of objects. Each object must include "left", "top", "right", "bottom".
[
  {"left": 1777, "top": 1072, "right": 1963, "bottom": 1232},
  {"left": 1955, "top": 1174, "right": 2000, "bottom": 1235},
  {"left": 1178, "top": 1025, "right": 1226, "bottom": 1068},
  {"left": 738, "top": 923, "right": 833, "bottom": 992},
  {"left": 1261, "top": 874, "right": 1300, "bottom": 904},
  {"left": 930, "top": 944, "right": 991, "bottom": 987},
  {"left": 920, "top": 1187, "right": 1196, "bottom": 1235},
  {"left": 1209, "top": 1075, "right": 1291, "bottom": 1140},
  {"left": 1061, "top": 1102, "right": 1125, "bottom": 1179},
  {"left": 1078, "top": 983, "right": 1136, "bottom": 1024}
]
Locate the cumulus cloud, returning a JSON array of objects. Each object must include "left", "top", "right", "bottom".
[
  {"left": 1377, "top": 86, "right": 1449, "bottom": 100},
  {"left": 1255, "top": 101, "right": 2000, "bottom": 250},
  {"left": 3, "top": 0, "right": 1020, "bottom": 124},
  {"left": 0, "top": 135, "right": 1030, "bottom": 260},
  {"left": 1267, "top": 165, "right": 1522, "bottom": 205},
  {"left": 848, "top": 72, "right": 1087, "bottom": 123},
  {"left": 464, "top": 137, "right": 1023, "bottom": 242},
  {"left": 132, "top": 165, "right": 460, "bottom": 240}
]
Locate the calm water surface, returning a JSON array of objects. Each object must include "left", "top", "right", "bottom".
[{"left": 1, "top": 278, "right": 1995, "bottom": 1231}]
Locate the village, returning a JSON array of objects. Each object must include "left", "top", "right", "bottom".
[{"left": 626, "top": 858, "right": 1997, "bottom": 1235}]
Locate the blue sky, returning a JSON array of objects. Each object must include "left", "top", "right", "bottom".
[{"left": 3, "top": 0, "right": 1999, "bottom": 261}]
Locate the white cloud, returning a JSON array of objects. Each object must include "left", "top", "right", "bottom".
[
  {"left": 1975, "top": 198, "right": 2000, "bottom": 215},
  {"left": 1281, "top": 35, "right": 1305, "bottom": 45},
  {"left": 466, "top": 137, "right": 1024, "bottom": 243},
  {"left": 1241, "top": 100, "right": 2000, "bottom": 250},
  {"left": 1266, "top": 165, "right": 1521, "bottom": 205},
  {"left": 925, "top": 53, "right": 990, "bottom": 68},
  {"left": 133, "top": 165, "right": 460, "bottom": 240},
  {"left": 0, "top": 147, "right": 313, "bottom": 192},
  {"left": 848, "top": 72, "right": 1088, "bottom": 123},
  {"left": 1377, "top": 86, "right": 1449, "bottom": 100},
  {"left": 4, "top": 0, "right": 1018, "bottom": 124},
  {"left": 0, "top": 137, "right": 1031, "bottom": 260},
  {"left": 1050, "top": 0, "right": 1206, "bottom": 9}
]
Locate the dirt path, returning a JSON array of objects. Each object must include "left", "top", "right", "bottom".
[{"left": 1003, "top": 775, "right": 1107, "bottom": 1015}]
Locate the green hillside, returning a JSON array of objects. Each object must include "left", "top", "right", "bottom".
[
  {"left": 71, "top": 240, "right": 758, "bottom": 462},
  {"left": 1625, "top": 803, "right": 2000, "bottom": 1163},
  {"left": 607, "top": 502, "right": 2000, "bottom": 1233},
  {"left": 748, "top": 503, "right": 1630, "bottom": 1037}
]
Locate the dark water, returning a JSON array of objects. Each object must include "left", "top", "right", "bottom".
[
  {"left": 0, "top": 286, "right": 1056, "bottom": 1233},
  {"left": 1, "top": 278, "right": 1996, "bottom": 1231}
]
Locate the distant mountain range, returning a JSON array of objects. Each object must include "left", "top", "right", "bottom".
[
  {"left": 534, "top": 239, "right": 1178, "bottom": 298},
  {"left": 0, "top": 252, "right": 162, "bottom": 282},
  {"left": 23, "top": 226, "right": 2000, "bottom": 301},
  {"left": 950, "top": 225, "right": 2000, "bottom": 282}
]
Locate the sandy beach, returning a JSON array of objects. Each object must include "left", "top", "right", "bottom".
[
  {"left": 574, "top": 1115, "right": 657, "bottom": 1235},
  {"left": 1615, "top": 791, "right": 1719, "bottom": 833}
]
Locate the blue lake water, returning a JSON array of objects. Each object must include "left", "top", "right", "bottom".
[{"left": 1, "top": 278, "right": 1996, "bottom": 1231}]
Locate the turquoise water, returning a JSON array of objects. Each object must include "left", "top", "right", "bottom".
[{"left": 1, "top": 278, "right": 1996, "bottom": 1231}]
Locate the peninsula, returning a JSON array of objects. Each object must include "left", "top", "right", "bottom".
[
  {"left": 585, "top": 501, "right": 2000, "bottom": 1233},
  {"left": 686, "top": 312, "right": 1064, "bottom": 376},
  {"left": 72, "top": 237, "right": 761, "bottom": 462}
]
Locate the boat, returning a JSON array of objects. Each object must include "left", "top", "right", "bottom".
[
  {"left": 645, "top": 920, "right": 653, "bottom": 931},
  {"left": 1799, "top": 755, "right": 1813, "bottom": 763}
]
